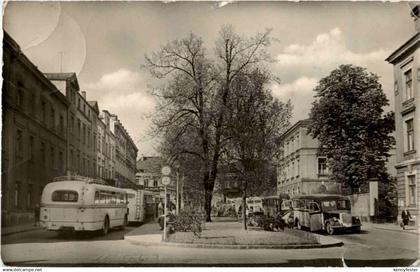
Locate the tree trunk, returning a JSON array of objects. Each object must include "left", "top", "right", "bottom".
[
  {"left": 204, "top": 187, "right": 213, "bottom": 222},
  {"left": 242, "top": 190, "right": 247, "bottom": 230}
]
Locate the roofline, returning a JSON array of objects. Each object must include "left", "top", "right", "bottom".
[
  {"left": 3, "top": 32, "right": 70, "bottom": 107},
  {"left": 279, "top": 119, "right": 311, "bottom": 141},
  {"left": 386, "top": 32, "right": 420, "bottom": 64}
]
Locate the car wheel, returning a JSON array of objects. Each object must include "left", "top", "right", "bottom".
[
  {"left": 353, "top": 226, "right": 361, "bottom": 234},
  {"left": 326, "top": 222, "right": 334, "bottom": 235},
  {"left": 102, "top": 216, "right": 110, "bottom": 236}
]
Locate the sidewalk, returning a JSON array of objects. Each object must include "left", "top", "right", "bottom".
[
  {"left": 1, "top": 223, "right": 41, "bottom": 236},
  {"left": 124, "top": 221, "right": 163, "bottom": 246},
  {"left": 364, "top": 222, "right": 419, "bottom": 235}
]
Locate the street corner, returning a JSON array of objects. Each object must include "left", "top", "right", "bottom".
[{"left": 124, "top": 234, "right": 162, "bottom": 246}]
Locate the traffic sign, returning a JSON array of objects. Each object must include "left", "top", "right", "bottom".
[
  {"left": 161, "top": 166, "right": 171, "bottom": 176},
  {"left": 162, "top": 176, "right": 171, "bottom": 186}
]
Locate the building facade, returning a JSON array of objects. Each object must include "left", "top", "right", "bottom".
[
  {"left": 44, "top": 73, "right": 99, "bottom": 179},
  {"left": 136, "top": 156, "right": 176, "bottom": 201},
  {"left": 386, "top": 5, "right": 420, "bottom": 225},
  {"left": 277, "top": 119, "right": 339, "bottom": 196},
  {"left": 111, "top": 115, "right": 138, "bottom": 187},
  {"left": 98, "top": 110, "right": 116, "bottom": 183},
  {"left": 2, "top": 33, "right": 69, "bottom": 226}
]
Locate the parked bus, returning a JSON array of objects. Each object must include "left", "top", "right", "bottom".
[
  {"left": 291, "top": 194, "right": 361, "bottom": 235},
  {"left": 262, "top": 194, "right": 290, "bottom": 217},
  {"left": 125, "top": 189, "right": 146, "bottom": 224},
  {"left": 40, "top": 176, "right": 128, "bottom": 235}
]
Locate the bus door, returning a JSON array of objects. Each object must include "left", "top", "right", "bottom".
[{"left": 309, "top": 202, "right": 323, "bottom": 231}]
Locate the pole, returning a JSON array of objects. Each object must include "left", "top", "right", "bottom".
[
  {"left": 176, "top": 171, "right": 179, "bottom": 215},
  {"left": 163, "top": 185, "right": 167, "bottom": 241}
]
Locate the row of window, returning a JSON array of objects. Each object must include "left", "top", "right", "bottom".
[
  {"left": 15, "top": 129, "right": 65, "bottom": 171},
  {"left": 94, "top": 191, "right": 127, "bottom": 205},
  {"left": 283, "top": 133, "right": 301, "bottom": 157},
  {"left": 15, "top": 85, "right": 66, "bottom": 136},
  {"left": 11, "top": 182, "right": 43, "bottom": 210},
  {"left": 69, "top": 115, "right": 95, "bottom": 150},
  {"left": 279, "top": 158, "right": 329, "bottom": 184}
]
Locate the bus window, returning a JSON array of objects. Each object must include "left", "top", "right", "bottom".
[
  {"left": 100, "top": 192, "right": 106, "bottom": 204},
  {"left": 94, "top": 191, "right": 100, "bottom": 204},
  {"left": 52, "top": 190, "right": 78, "bottom": 202}
]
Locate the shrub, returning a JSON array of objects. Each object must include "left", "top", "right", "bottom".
[
  {"left": 173, "top": 211, "right": 204, "bottom": 237},
  {"left": 256, "top": 214, "right": 287, "bottom": 232}
]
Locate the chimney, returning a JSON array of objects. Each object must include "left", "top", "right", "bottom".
[
  {"left": 81, "top": 91, "right": 86, "bottom": 99},
  {"left": 411, "top": 4, "right": 420, "bottom": 33}
]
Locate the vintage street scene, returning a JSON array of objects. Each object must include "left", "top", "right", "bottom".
[{"left": 1, "top": 1, "right": 419, "bottom": 268}]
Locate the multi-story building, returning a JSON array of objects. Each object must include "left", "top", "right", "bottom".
[
  {"left": 44, "top": 73, "right": 99, "bottom": 179},
  {"left": 136, "top": 156, "right": 176, "bottom": 201},
  {"left": 97, "top": 110, "right": 116, "bottom": 184},
  {"left": 105, "top": 113, "right": 138, "bottom": 187},
  {"left": 2, "top": 32, "right": 69, "bottom": 226},
  {"left": 386, "top": 4, "right": 420, "bottom": 225},
  {"left": 277, "top": 119, "right": 339, "bottom": 196}
]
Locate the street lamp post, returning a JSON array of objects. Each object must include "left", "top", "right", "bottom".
[{"left": 161, "top": 166, "right": 171, "bottom": 241}]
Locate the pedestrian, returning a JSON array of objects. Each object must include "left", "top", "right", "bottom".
[
  {"left": 401, "top": 207, "right": 412, "bottom": 230},
  {"left": 33, "top": 204, "right": 40, "bottom": 227},
  {"left": 158, "top": 200, "right": 164, "bottom": 217}
]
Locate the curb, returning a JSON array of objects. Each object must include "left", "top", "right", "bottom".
[
  {"left": 124, "top": 233, "right": 344, "bottom": 250},
  {"left": 372, "top": 226, "right": 419, "bottom": 235},
  {"left": 1, "top": 226, "right": 41, "bottom": 237}
]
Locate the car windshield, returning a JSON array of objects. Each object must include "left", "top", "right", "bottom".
[{"left": 321, "top": 199, "right": 350, "bottom": 211}]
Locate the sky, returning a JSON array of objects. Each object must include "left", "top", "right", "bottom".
[{"left": 3, "top": 1, "right": 417, "bottom": 157}]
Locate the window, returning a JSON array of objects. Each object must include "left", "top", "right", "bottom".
[
  {"left": 15, "top": 129, "right": 23, "bottom": 160},
  {"left": 88, "top": 129, "right": 91, "bottom": 148},
  {"left": 30, "top": 93, "right": 35, "bottom": 114},
  {"left": 16, "top": 87, "right": 24, "bottom": 108},
  {"left": 70, "top": 149, "right": 74, "bottom": 169},
  {"left": 29, "top": 135, "right": 35, "bottom": 163},
  {"left": 70, "top": 115, "right": 74, "bottom": 133},
  {"left": 78, "top": 97, "right": 81, "bottom": 109},
  {"left": 41, "top": 100, "right": 46, "bottom": 123},
  {"left": 50, "top": 146, "right": 55, "bottom": 169},
  {"left": 59, "top": 115, "right": 64, "bottom": 134},
  {"left": 296, "top": 159, "right": 300, "bottom": 177},
  {"left": 50, "top": 107, "right": 55, "bottom": 129},
  {"left": 27, "top": 184, "right": 33, "bottom": 209},
  {"left": 58, "top": 151, "right": 64, "bottom": 172},
  {"left": 406, "top": 119, "right": 415, "bottom": 152},
  {"left": 52, "top": 190, "right": 78, "bottom": 202},
  {"left": 408, "top": 175, "right": 417, "bottom": 206},
  {"left": 83, "top": 124, "right": 86, "bottom": 145},
  {"left": 77, "top": 119, "right": 81, "bottom": 139},
  {"left": 318, "top": 158, "right": 329, "bottom": 175},
  {"left": 404, "top": 69, "right": 413, "bottom": 101},
  {"left": 15, "top": 182, "right": 21, "bottom": 208}
]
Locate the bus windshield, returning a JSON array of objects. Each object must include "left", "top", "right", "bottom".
[{"left": 321, "top": 199, "right": 351, "bottom": 211}]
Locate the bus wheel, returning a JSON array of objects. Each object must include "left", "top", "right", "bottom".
[
  {"left": 326, "top": 222, "right": 334, "bottom": 235},
  {"left": 102, "top": 216, "right": 110, "bottom": 236}
]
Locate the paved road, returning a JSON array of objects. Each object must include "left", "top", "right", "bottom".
[{"left": 1, "top": 223, "right": 418, "bottom": 266}]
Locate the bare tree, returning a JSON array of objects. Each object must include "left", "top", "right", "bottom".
[{"left": 144, "top": 26, "right": 273, "bottom": 222}]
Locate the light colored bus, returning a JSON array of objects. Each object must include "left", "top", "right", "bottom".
[
  {"left": 291, "top": 194, "right": 361, "bottom": 235},
  {"left": 40, "top": 176, "right": 128, "bottom": 235},
  {"left": 125, "top": 189, "right": 146, "bottom": 223}
]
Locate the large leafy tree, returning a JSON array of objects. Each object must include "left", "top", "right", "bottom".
[
  {"left": 144, "top": 26, "right": 272, "bottom": 221},
  {"left": 308, "top": 64, "right": 395, "bottom": 193},
  {"left": 224, "top": 69, "right": 292, "bottom": 229}
]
